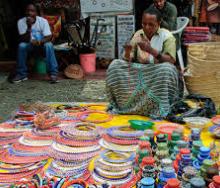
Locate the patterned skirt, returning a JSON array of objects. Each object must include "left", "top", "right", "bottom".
[{"left": 106, "top": 59, "right": 181, "bottom": 118}]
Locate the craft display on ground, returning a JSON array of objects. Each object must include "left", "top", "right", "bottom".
[{"left": 0, "top": 102, "right": 219, "bottom": 187}]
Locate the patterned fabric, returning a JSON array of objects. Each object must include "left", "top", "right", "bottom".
[
  {"left": 149, "top": 2, "right": 177, "bottom": 31},
  {"left": 106, "top": 60, "right": 180, "bottom": 118},
  {"left": 43, "top": 16, "right": 62, "bottom": 41},
  {"left": 106, "top": 28, "right": 179, "bottom": 118}
]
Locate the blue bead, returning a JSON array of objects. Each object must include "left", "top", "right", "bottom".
[
  {"left": 200, "top": 147, "right": 210, "bottom": 154},
  {"left": 141, "top": 177, "right": 155, "bottom": 186}
]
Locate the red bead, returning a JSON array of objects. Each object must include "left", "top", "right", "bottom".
[
  {"left": 213, "top": 175, "right": 220, "bottom": 185},
  {"left": 141, "top": 156, "right": 155, "bottom": 166},
  {"left": 180, "top": 148, "right": 190, "bottom": 155},
  {"left": 139, "top": 141, "right": 151, "bottom": 149},
  {"left": 166, "top": 178, "right": 181, "bottom": 188}
]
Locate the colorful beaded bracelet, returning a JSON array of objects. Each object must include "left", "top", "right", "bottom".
[
  {"left": 61, "top": 123, "right": 101, "bottom": 138},
  {"left": 48, "top": 148, "right": 100, "bottom": 161},
  {"left": 106, "top": 126, "right": 144, "bottom": 138},
  {"left": 54, "top": 159, "right": 91, "bottom": 167},
  {"left": 32, "top": 127, "right": 60, "bottom": 136},
  {"left": 77, "top": 110, "right": 113, "bottom": 124},
  {"left": 56, "top": 133, "right": 99, "bottom": 147},
  {"left": 95, "top": 161, "right": 132, "bottom": 172},
  {"left": 0, "top": 168, "right": 43, "bottom": 183},
  {"left": 60, "top": 130, "right": 100, "bottom": 140},
  {"left": 97, "top": 157, "right": 133, "bottom": 167},
  {"left": 100, "top": 150, "right": 135, "bottom": 163},
  {"left": 23, "top": 131, "right": 53, "bottom": 141},
  {"left": 61, "top": 179, "right": 88, "bottom": 188},
  {"left": 19, "top": 136, "right": 53, "bottom": 146},
  {"left": 47, "top": 167, "right": 85, "bottom": 179},
  {"left": 8, "top": 147, "right": 46, "bottom": 157},
  {"left": 0, "top": 149, "right": 48, "bottom": 164},
  {"left": 99, "top": 139, "right": 138, "bottom": 152},
  {"left": 52, "top": 161, "right": 88, "bottom": 172},
  {"left": 92, "top": 171, "right": 132, "bottom": 185},
  {"left": 12, "top": 143, "right": 48, "bottom": 153},
  {"left": 51, "top": 142, "right": 101, "bottom": 154},
  {"left": 103, "top": 134, "right": 139, "bottom": 145},
  {"left": 95, "top": 167, "right": 132, "bottom": 177}
]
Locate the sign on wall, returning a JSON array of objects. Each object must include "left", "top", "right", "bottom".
[
  {"left": 117, "top": 15, "right": 135, "bottom": 59},
  {"left": 80, "top": 0, "right": 134, "bottom": 13},
  {"left": 90, "top": 16, "right": 116, "bottom": 59}
]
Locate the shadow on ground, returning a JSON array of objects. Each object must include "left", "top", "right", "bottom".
[{"left": 0, "top": 73, "right": 107, "bottom": 122}]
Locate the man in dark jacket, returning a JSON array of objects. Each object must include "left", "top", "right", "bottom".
[{"left": 149, "top": 0, "right": 177, "bottom": 31}]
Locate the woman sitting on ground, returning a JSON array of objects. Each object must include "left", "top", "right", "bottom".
[{"left": 106, "top": 8, "right": 183, "bottom": 119}]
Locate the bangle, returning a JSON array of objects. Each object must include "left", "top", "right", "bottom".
[
  {"left": 12, "top": 143, "right": 48, "bottom": 153},
  {"left": 51, "top": 142, "right": 101, "bottom": 153},
  {"left": 99, "top": 139, "right": 138, "bottom": 152},
  {"left": 61, "top": 179, "right": 88, "bottom": 188},
  {"left": 97, "top": 157, "right": 133, "bottom": 168},
  {"left": 19, "top": 136, "right": 53, "bottom": 146},
  {"left": 95, "top": 167, "right": 132, "bottom": 177},
  {"left": 77, "top": 110, "right": 113, "bottom": 124},
  {"left": 8, "top": 147, "right": 46, "bottom": 157},
  {"left": 103, "top": 134, "right": 139, "bottom": 145},
  {"left": 92, "top": 171, "right": 133, "bottom": 185},
  {"left": 56, "top": 133, "right": 99, "bottom": 147},
  {"left": 61, "top": 123, "right": 101, "bottom": 138},
  {"left": 100, "top": 150, "right": 135, "bottom": 163},
  {"left": 48, "top": 147, "right": 100, "bottom": 161},
  {"left": 0, "top": 149, "right": 48, "bottom": 164},
  {"left": 107, "top": 126, "right": 144, "bottom": 138}
]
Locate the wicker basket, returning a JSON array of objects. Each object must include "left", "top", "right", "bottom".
[
  {"left": 211, "top": 34, "right": 220, "bottom": 42},
  {"left": 185, "top": 42, "right": 220, "bottom": 106},
  {"left": 185, "top": 74, "right": 220, "bottom": 106},
  {"left": 187, "top": 42, "right": 220, "bottom": 61}
]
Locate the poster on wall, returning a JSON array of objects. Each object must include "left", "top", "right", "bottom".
[
  {"left": 117, "top": 15, "right": 135, "bottom": 59},
  {"left": 90, "top": 16, "right": 116, "bottom": 59},
  {"left": 80, "top": 0, "right": 134, "bottom": 13}
]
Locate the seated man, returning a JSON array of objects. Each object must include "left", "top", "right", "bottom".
[
  {"left": 149, "top": 0, "right": 177, "bottom": 31},
  {"left": 12, "top": 3, "right": 58, "bottom": 83},
  {"left": 106, "top": 8, "right": 182, "bottom": 119}
]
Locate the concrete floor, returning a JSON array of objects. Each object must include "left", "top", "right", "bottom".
[{"left": 0, "top": 64, "right": 107, "bottom": 122}]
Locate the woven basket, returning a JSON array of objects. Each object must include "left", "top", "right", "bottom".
[
  {"left": 211, "top": 34, "right": 220, "bottom": 42},
  {"left": 187, "top": 55, "right": 220, "bottom": 75},
  {"left": 185, "top": 75, "right": 220, "bottom": 106},
  {"left": 187, "top": 42, "right": 220, "bottom": 60}
]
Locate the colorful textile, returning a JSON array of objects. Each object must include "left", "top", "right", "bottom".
[
  {"left": 183, "top": 26, "right": 210, "bottom": 45},
  {"left": 148, "top": 2, "right": 177, "bottom": 31},
  {"left": 106, "top": 60, "right": 180, "bottom": 118},
  {"left": 43, "top": 16, "right": 62, "bottom": 41}
]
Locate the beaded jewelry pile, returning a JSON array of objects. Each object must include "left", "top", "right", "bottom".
[
  {"left": 100, "top": 126, "right": 144, "bottom": 152},
  {"left": 47, "top": 122, "right": 102, "bottom": 178},
  {"left": 34, "top": 111, "right": 61, "bottom": 130},
  {"left": 13, "top": 111, "right": 36, "bottom": 128},
  {"left": 0, "top": 121, "right": 30, "bottom": 150},
  {"left": 92, "top": 150, "right": 135, "bottom": 186}
]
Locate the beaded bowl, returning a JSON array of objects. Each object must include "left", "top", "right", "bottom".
[
  {"left": 183, "top": 117, "right": 211, "bottom": 130},
  {"left": 211, "top": 115, "right": 220, "bottom": 125},
  {"left": 209, "top": 125, "right": 220, "bottom": 138}
]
